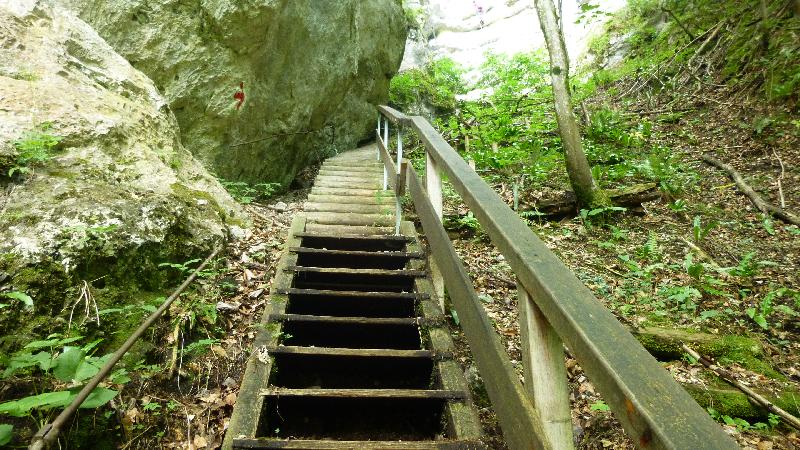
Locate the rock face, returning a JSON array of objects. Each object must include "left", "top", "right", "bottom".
[
  {"left": 0, "top": 0, "right": 244, "bottom": 321},
  {"left": 59, "top": 0, "right": 408, "bottom": 185}
]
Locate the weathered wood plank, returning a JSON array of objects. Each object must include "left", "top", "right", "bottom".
[
  {"left": 304, "top": 202, "right": 392, "bottom": 214},
  {"left": 277, "top": 288, "right": 426, "bottom": 299},
  {"left": 306, "top": 212, "right": 395, "bottom": 227},
  {"left": 265, "top": 346, "right": 436, "bottom": 359},
  {"left": 306, "top": 194, "right": 394, "bottom": 206},
  {"left": 268, "top": 313, "right": 423, "bottom": 326},
  {"left": 289, "top": 247, "right": 423, "bottom": 259},
  {"left": 232, "top": 439, "right": 487, "bottom": 449},
  {"left": 311, "top": 187, "right": 384, "bottom": 196},
  {"left": 406, "top": 167, "right": 552, "bottom": 450},
  {"left": 408, "top": 115, "right": 738, "bottom": 450},
  {"left": 303, "top": 224, "right": 396, "bottom": 235},
  {"left": 286, "top": 266, "right": 426, "bottom": 277},
  {"left": 518, "top": 283, "right": 573, "bottom": 450},
  {"left": 293, "top": 232, "right": 411, "bottom": 242},
  {"left": 259, "top": 388, "right": 466, "bottom": 400}
]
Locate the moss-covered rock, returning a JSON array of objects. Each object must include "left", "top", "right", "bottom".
[
  {"left": 633, "top": 327, "right": 781, "bottom": 378},
  {"left": 0, "top": 1, "right": 245, "bottom": 342},
  {"left": 58, "top": 0, "right": 408, "bottom": 186}
]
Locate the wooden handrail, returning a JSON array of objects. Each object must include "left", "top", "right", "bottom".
[{"left": 377, "top": 106, "right": 739, "bottom": 450}]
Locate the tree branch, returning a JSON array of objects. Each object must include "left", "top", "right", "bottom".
[{"left": 701, "top": 154, "right": 800, "bottom": 225}]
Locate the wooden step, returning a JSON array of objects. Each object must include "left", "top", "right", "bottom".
[
  {"left": 294, "top": 232, "right": 411, "bottom": 242},
  {"left": 277, "top": 288, "right": 426, "bottom": 299},
  {"left": 260, "top": 388, "right": 466, "bottom": 400},
  {"left": 232, "top": 439, "right": 486, "bottom": 449},
  {"left": 307, "top": 194, "right": 394, "bottom": 205},
  {"left": 304, "top": 224, "right": 396, "bottom": 235},
  {"left": 269, "top": 313, "right": 424, "bottom": 326},
  {"left": 265, "top": 346, "right": 438, "bottom": 359},
  {"left": 304, "top": 202, "right": 392, "bottom": 214},
  {"left": 289, "top": 247, "right": 423, "bottom": 259},
  {"left": 306, "top": 212, "right": 395, "bottom": 227},
  {"left": 287, "top": 266, "right": 425, "bottom": 277},
  {"left": 311, "top": 187, "right": 385, "bottom": 196}
]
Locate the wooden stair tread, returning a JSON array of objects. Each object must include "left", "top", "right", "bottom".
[
  {"left": 268, "top": 313, "right": 423, "bottom": 326},
  {"left": 260, "top": 388, "right": 466, "bottom": 400},
  {"left": 265, "top": 346, "right": 438, "bottom": 359},
  {"left": 232, "top": 439, "right": 486, "bottom": 449}
]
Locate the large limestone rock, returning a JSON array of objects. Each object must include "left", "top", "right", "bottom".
[
  {"left": 0, "top": 0, "right": 244, "bottom": 323},
  {"left": 59, "top": 0, "right": 408, "bottom": 185}
]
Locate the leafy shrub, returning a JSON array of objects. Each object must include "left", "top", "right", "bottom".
[{"left": 221, "top": 180, "right": 280, "bottom": 204}]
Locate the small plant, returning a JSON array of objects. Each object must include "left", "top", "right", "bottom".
[
  {"left": 692, "top": 216, "right": 717, "bottom": 243},
  {"left": 747, "top": 287, "right": 799, "bottom": 330},
  {"left": 579, "top": 206, "right": 627, "bottom": 226},
  {"left": 221, "top": 180, "right": 280, "bottom": 204},
  {"left": 9, "top": 122, "right": 62, "bottom": 177},
  {"left": 0, "top": 335, "right": 123, "bottom": 418},
  {"left": 668, "top": 199, "right": 688, "bottom": 212},
  {"left": 445, "top": 211, "right": 481, "bottom": 232},
  {"left": 589, "top": 400, "right": 610, "bottom": 412}
]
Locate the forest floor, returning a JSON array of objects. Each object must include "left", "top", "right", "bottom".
[{"left": 437, "top": 79, "right": 800, "bottom": 449}]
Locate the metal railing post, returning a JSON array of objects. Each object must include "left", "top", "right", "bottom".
[
  {"left": 426, "top": 151, "right": 445, "bottom": 308},
  {"left": 376, "top": 116, "right": 382, "bottom": 161},
  {"left": 382, "top": 119, "right": 389, "bottom": 191},
  {"left": 395, "top": 127, "right": 403, "bottom": 235},
  {"left": 517, "top": 280, "right": 573, "bottom": 450}
]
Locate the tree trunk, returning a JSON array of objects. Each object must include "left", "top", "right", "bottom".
[{"left": 533, "top": 0, "right": 603, "bottom": 207}]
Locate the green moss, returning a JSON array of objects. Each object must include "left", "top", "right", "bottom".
[
  {"left": 685, "top": 382, "right": 800, "bottom": 420},
  {"left": 170, "top": 182, "right": 245, "bottom": 227},
  {"left": 634, "top": 327, "right": 782, "bottom": 379}
]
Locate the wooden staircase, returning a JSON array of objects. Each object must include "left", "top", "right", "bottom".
[{"left": 224, "top": 146, "right": 486, "bottom": 449}]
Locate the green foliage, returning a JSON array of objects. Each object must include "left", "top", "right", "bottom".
[
  {"left": 389, "top": 57, "right": 465, "bottom": 113},
  {"left": 692, "top": 216, "right": 717, "bottom": 243},
  {"left": 220, "top": 180, "right": 280, "bottom": 204},
  {"left": 589, "top": 400, "right": 610, "bottom": 412},
  {"left": 9, "top": 122, "right": 62, "bottom": 177},
  {"left": 1, "top": 291, "right": 33, "bottom": 309},
  {"left": 0, "top": 335, "right": 123, "bottom": 418},
  {"left": 444, "top": 211, "right": 481, "bottom": 233},
  {"left": 0, "top": 424, "right": 11, "bottom": 446}
]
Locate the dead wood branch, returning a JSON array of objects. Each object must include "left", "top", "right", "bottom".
[
  {"left": 701, "top": 154, "right": 800, "bottom": 225},
  {"left": 524, "top": 183, "right": 660, "bottom": 217},
  {"left": 682, "top": 344, "right": 800, "bottom": 431}
]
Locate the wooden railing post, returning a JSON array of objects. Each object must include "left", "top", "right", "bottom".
[
  {"left": 517, "top": 281, "right": 574, "bottom": 450},
  {"left": 426, "top": 152, "right": 445, "bottom": 309}
]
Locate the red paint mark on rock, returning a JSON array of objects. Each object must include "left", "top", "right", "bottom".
[{"left": 234, "top": 82, "right": 245, "bottom": 110}]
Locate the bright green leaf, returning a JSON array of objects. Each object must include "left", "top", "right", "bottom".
[
  {"left": 0, "top": 424, "right": 12, "bottom": 445},
  {"left": 53, "top": 347, "right": 85, "bottom": 382}
]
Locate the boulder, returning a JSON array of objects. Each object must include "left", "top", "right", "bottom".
[
  {"left": 59, "top": 0, "right": 408, "bottom": 185},
  {"left": 0, "top": 0, "right": 245, "bottom": 336}
]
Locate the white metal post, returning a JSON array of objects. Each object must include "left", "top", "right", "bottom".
[
  {"left": 395, "top": 128, "right": 403, "bottom": 235},
  {"left": 383, "top": 120, "right": 390, "bottom": 191},
  {"left": 376, "top": 116, "right": 381, "bottom": 161}
]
